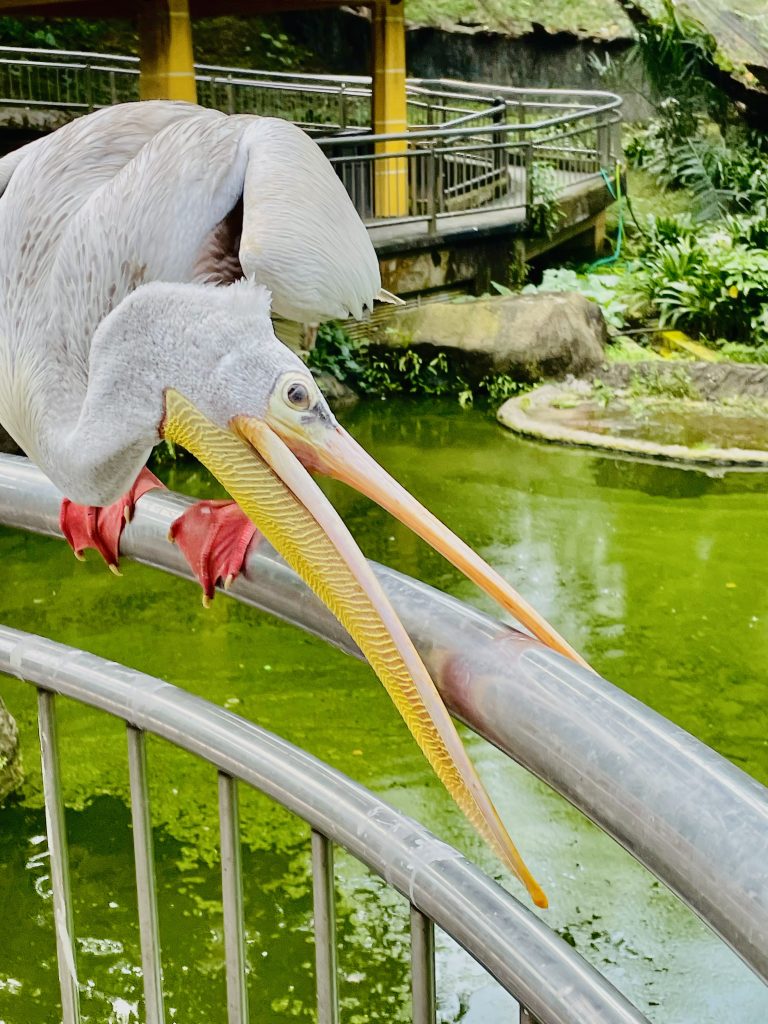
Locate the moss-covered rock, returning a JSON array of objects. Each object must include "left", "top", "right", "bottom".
[{"left": 368, "top": 291, "right": 607, "bottom": 381}]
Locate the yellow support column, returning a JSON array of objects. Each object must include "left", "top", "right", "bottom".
[
  {"left": 372, "top": 0, "right": 408, "bottom": 218},
  {"left": 138, "top": 0, "right": 197, "bottom": 103}
]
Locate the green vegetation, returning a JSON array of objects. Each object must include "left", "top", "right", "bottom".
[
  {"left": 308, "top": 322, "right": 527, "bottom": 405},
  {"left": 540, "top": 0, "right": 768, "bottom": 361},
  {"left": 0, "top": 14, "right": 315, "bottom": 71},
  {"left": 404, "top": 0, "right": 632, "bottom": 39}
]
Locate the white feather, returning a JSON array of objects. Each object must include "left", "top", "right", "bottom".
[{"left": 0, "top": 101, "right": 379, "bottom": 502}]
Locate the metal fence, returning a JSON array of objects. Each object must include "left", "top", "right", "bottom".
[
  {"left": 0, "top": 47, "right": 622, "bottom": 230},
  {"left": 1, "top": 454, "right": 767, "bottom": 999},
  {"left": 0, "top": 624, "right": 650, "bottom": 1024}
]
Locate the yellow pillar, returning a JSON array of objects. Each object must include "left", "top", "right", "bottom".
[
  {"left": 372, "top": 0, "right": 408, "bottom": 218},
  {"left": 138, "top": 0, "right": 197, "bottom": 103}
]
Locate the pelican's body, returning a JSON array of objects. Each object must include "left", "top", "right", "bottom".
[
  {"left": 0, "top": 102, "right": 378, "bottom": 500},
  {"left": 0, "top": 102, "right": 589, "bottom": 908}
]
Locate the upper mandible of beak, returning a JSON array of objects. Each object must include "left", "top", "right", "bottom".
[
  {"left": 275, "top": 417, "right": 588, "bottom": 669},
  {"left": 162, "top": 388, "right": 548, "bottom": 908}
]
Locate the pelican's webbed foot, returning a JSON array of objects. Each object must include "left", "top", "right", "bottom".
[
  {"left": 60, "top": 466, "right": 163, "bottom": 573},
  {"left": 168, "top": 500, "right": 260, "bottom": 606}
]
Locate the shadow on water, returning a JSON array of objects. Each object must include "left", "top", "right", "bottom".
[{"left": 1, "top": 398, "right": 767, "bottom": 1022}]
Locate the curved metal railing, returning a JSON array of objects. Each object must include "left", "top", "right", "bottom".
[
  {"left": 0, "top": 453, "right": 766, "bottom": 989},
  {"left": 0, "top": 46, "right": 622, "bottom": 230},
  {"left": 0, "top": 624, "right": 649, "bottom": 1024}
]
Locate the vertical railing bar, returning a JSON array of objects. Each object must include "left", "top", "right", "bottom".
[
  {"left": 410, "top": 905, "right": 436, "bottom": 1024},
  {"left": 126, "top": 724, "right": 166, "bottom": 1024},
  {"left": 218, "top": 771, "right": 249, "bottom": 1024},
  {"left": 37, "top": 688, "right": 81, "bottom": 1024},
  {"left": 311, "top": 829, "right": 339, "bottom": 1024}
]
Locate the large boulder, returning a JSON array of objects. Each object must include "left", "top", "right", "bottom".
[
  {"left": 0, "top": 697, "right": 22, "bottom": 803},
  {"left": 368, "top": 292, "right": 607, "bottom": 381}
]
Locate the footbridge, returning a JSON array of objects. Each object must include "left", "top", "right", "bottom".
[{"left": 0, "top": 46, "right": 622, "bottom": 294}]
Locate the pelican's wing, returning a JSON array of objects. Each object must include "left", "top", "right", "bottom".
[
  {"left": 0, "top": 135, "right": 49, "bottom": 197},
  {"left": 1, "top": 102, "right": 216, "bottom": 348},
  {"left": 0, "top": 102, "right": 217, "bottom": 445},
  {"left": 235, "top": 117, "right": 382, "bottom": 322},
  {"left": 46, "top": 112, "right": 384, "bottom": 357}
]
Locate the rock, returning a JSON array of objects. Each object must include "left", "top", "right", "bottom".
[
  {"left": 368, "top": 292, "right": 607, "bottom": 381},
  {"left": 312, "top": 370, "right": 359, "bottom": 408},
  {"left": 0, "top": 697, "right": 23, "bottom": 804},
  {"left": 587, "top": 360, "right": 768, "bottom": 401}
]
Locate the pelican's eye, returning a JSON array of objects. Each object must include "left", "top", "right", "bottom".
[{"left": 283, "top": 379, "right": 311, "bottom": 411}]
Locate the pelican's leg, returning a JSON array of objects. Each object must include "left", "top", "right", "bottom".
[
  {"left": 59, "top": 466, "right": 163, "bottom": 573},
  {"left": 168, "top": 501, "right": 260, "bottom": 606}
]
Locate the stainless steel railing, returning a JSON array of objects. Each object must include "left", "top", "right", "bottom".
[
  {"left": 0, "top": 47, "right": 622, "bottom": 230},
  {"left": 0, "top": 625, "right": 649, "bottom": 1024},
  {"left": 1, "top": 454, "right": 766, "bottom": 988}
]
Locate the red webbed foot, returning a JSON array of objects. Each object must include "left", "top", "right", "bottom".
[
  {"left": 60, "top": 467, "right": 163, "bottom": 573},
  {"left": 168, "top": 500, "right": 260, "bottom": 606}
]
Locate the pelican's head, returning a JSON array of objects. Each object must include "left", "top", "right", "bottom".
[{"left": 93, "top": 277, "right": 574, "bottom": 907}]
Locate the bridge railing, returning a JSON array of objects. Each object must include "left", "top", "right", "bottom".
[{"left": 0, "top": 47, "right": 622, "bottom": 232}]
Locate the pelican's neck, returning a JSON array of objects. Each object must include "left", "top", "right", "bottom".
[{"left": 18, "top": 306, "right": 161, "bottom": 507}]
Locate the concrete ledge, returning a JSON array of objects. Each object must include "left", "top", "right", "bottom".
[{"left": 498, "top": 383, "right": 768, "bottom": 468}]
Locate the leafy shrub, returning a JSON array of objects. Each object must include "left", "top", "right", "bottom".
[
  {"left": 309, "top": 323, "right": 530, "bottom": 405},
  {"left": 626, "top": 233, "right": 768, "bottom": 344},
  {"left": 523, "top": 268, "right": 628, "bottom": 331},
  {"left": 529, "top": 163, "right": 564, "bottom": 239}
]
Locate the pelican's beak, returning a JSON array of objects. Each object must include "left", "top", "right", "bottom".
[
  {"left": 163, "top": 387, "right": 547, "bottom": 908},
  {"left": 272, "top": 412, "right": 588, "bottom": 669}
]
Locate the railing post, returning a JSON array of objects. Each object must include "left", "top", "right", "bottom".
[
  {"left": 226, "top": 74, "right": 235, "bottom": 115},
  {"left": 597, "top": 116, "right": 610, "bottom": 168},
  {"left": 109, "top": 69, "right": 117, "bottom": 105},
  {"left": 38, "top": 689, "right": 81, "bottom": 1024},
  {"left": 218, "top": 772, "right": 249, "bottom": 1024},
  {"left": 427, "top": 146, "right": 438, "bottom": 234},
  {"left": 338, "top": 80, "right": 347, "bottom": 130},
  {"left": 311, "top": 830, "right": 339, "bottom": 1024},
  {"left": 84, "top": 63, "right": 93, "bottom": 111},
  {"left": 524, "top": 141, "right": 534, "bottom": 225},
  {"left": 127, "top": 725, "right": 165, "bottom": 1024},
  {"left": 410, "top": 906, "right": 436, "bottom": 1024},
  {"left": 492, "top": 97, "right": 506, "bottom": 173}
]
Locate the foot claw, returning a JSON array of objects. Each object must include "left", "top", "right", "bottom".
[
  {"left": 169, "top": 501, "right": 259, "bottom": 603},
  {"left": 202, "top": 593, "right": 212, "bottom": 609},
  {"left": 60, "top": 467, "right": 164, "bottom": 574}
]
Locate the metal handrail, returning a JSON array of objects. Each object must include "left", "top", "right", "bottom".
[
  {"left": 0, "top": 453, "right": 766, "bottom": 985},
  {"left": 0, "top": 47, "right": 622, "bottom": 231},
  {"left": 0, "top": 624, "right": 649, "bottom": 1024}
]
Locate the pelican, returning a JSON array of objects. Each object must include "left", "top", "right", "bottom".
[{"left": 0, "top": 101, "right": 583, "bottom": 908}]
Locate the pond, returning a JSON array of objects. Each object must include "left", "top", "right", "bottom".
[{"left": 1, "top": 398, "right": 767, "bottom": 1024}]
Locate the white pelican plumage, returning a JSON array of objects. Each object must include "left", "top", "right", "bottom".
[{"left": 0, "top": 101, "right": 585, "bottom": 907}]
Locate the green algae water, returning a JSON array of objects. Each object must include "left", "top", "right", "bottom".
[{"left": 1, "top": 398, "right": 767, "bottom": 1023}]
